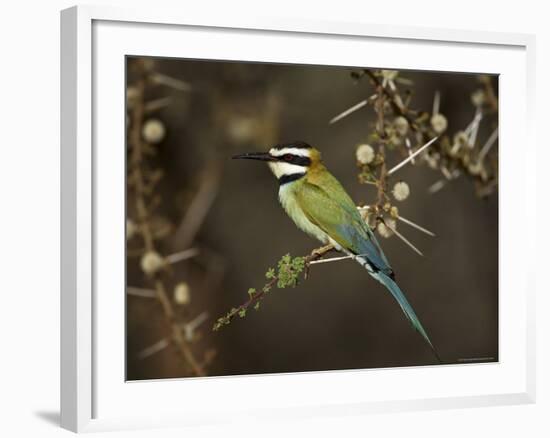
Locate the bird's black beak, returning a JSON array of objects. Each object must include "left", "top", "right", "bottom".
[{"left": 232, "top": 152, "right": 275, "bottom": 162}]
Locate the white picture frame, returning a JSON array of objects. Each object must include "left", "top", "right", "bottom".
[{"left": 60, "top": 4, "right": 537, "bottom": 433}]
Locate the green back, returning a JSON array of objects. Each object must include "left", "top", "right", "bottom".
[{"left": 295, "top": 169, "right": 393, "bottom": 277}]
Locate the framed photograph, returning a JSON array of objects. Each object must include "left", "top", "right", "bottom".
[{"left": 61, "top": 5, "right": 536, "bottom": 432}]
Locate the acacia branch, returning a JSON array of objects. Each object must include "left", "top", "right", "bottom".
[
  {"left": 358, "top": 68, "right": 498, "bottom": 199},
  {"left": 129, "top": 74, "right": 206, "bottom": 377},
  {"left": 365, "top": 69, "right": 420, "bottom": 132},
  {"left": 213, "top": 244, "right": 334, "bottom": 331}
]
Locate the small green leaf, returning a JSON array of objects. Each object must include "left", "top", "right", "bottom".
[{"left": 265, "top": 268, "right": 275, "bottom": 279}]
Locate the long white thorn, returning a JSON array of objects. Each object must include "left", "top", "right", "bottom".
[
  {"left": 388, "top": 136, "right": 438, "bottom": 175},
  {"left": 428, "top": 169, "right": 460, "bottom": 194},
  {"left": 405, "top": 137, "right": 416, "bottom": 164},
  {"left": 329, "top": 99, "right": 367, "bottom": 124},
  {"left": 144, "top": 96, "right": 173, "bottom": 113},
  {"left": 151, "top": 73, "right": 192, "bottom": 91},
  {"left": 428, "top": 179, "right": 447, "bottom": 194},
  {"left": 396, "top": 77, "right": 414, "bottom": 86},
  {"left": 384, "top": 222, "right": 424, "bottom": 256},
  {"left": 127, "top": 286, "right": 156, "bottom": 298},
  {"left": 165, "top": 247, "right": 200, "bottom": 264},
  {"left": 397, "top": 215, "right": 436, "bottom": 237},
  {"left": 394, "top": 94, "right": 405, "bottom": 110},
  {"left": 183, "top": 312, "right": 209, "bottom": 341},
  {"left": 432, "top": 91, "right": 441, "bottom": 115},
  {"left": 357, "top": 205, "right": 436, "bottom": 237},
  {"left": 477, "top": 179, "right": 498, "bottom": 197},
  {"left": 137, "top": 338, "right": 169, "bottom": 360},
  {"left": 441, "top": 166, "right": 453, "bottom": 180},
  {"left": 465, "top": 110, "right": 483, "bottom": 135},
  {"left": 309, "top": 253, "right": 371, "bottom": 266},
  {"left": 389, "top": 80, "right": 405, "bottom": 110},
  {"left": 478, "top": 128, "right": 499, "bottom": 161},
  {"left": 468, "top": 108, "right": 483, "bottom": 147},
  {"left": 309, "top": 254, "right": 355, "bottom": 265}
]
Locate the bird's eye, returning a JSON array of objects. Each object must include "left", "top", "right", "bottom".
[{"left": 283, "top": 154, "right": 293, "bottom": 161}]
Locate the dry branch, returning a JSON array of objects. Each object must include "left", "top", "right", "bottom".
[{"left": 128, "top": 73, "right": 207, "bottom": 377}]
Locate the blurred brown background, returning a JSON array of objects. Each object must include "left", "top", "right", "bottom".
[{"left": 126, "top": 57, "right": 498, "bottom": 380}]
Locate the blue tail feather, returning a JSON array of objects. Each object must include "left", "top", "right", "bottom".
[{"left": 372, "top": 271, "right": 441, "bottom": 362}]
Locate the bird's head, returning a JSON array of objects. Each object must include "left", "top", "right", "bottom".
[{"left": 232, "top": 141, "right": 321, "bottom": 184}]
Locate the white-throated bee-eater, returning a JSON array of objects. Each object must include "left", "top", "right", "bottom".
[{"left": 233, "top": 141, "right": 440, "bottom": 361}]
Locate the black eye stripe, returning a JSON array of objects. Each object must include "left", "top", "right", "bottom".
[{"left": 278, "top": 155, "right": 311, "bottom": 166}]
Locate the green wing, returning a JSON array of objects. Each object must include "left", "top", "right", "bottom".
[{"left": 295, "top": 175, "right": 393, "bottom": 277}]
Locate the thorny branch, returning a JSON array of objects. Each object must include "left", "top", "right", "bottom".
[
  {"left": 364, "top": 69, "right": 419, "bottom": 131},
  {"left": 128, "top": 67, "right": 207, "bottom": 377},
  {"left": 213, "top": 245, "right": 334, "bottom": 331},
  {"left": 357, "top": 69, "right": 498, "bottom": 206}
]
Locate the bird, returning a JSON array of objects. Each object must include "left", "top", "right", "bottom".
[{"left": 233, "top": 140, "right": 440, "bottom": 362}]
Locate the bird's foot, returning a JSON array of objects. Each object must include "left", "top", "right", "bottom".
[
  {"left": 304, "top": 244, "right": 335, "bottom": 279},
  {"left": 310, "top": 244, "right": 334, "bottom": 259}
]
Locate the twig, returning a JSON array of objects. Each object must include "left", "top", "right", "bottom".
[
  {"left": 480, "top": 75, "right": 499, "bottom": 112},
  {"left": 376, "top": 154, "right": 388, "bottom": 206},
  {"left": 213, "top": 276, "right": 278, "bottom": 331},
  {"left": 365, "top": 69, "right": 419, "bottom": 131},
  {"left": 214, "top": 245, "right": 335, "bottom": 331},
  {"left": 373, "top": 83, "right": 388, "bottom": 206}
]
